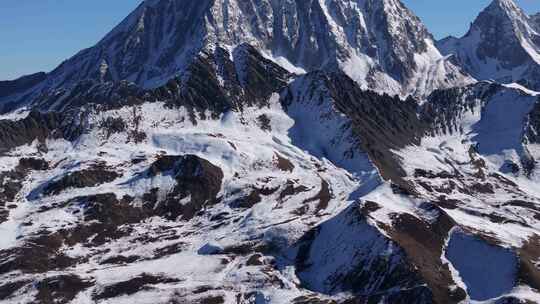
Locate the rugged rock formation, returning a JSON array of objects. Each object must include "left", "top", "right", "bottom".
[
  {"left": 145, "top": 155, "right": 224, "bottom": 220},
  {"left": 438, "top": 0, "right": 540, "bottom": 90}
]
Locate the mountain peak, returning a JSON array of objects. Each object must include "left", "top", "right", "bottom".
[
  {"left": 481, "top": 0, "right": 528, "bottom": 23},
  {"left": 437, "top": 0, "right": 540, "bottom": 90},
  {"left": 471, "top": 0, "right": 540, "bottom": 64},
  {"left": 0, "top": 0, "right": 471, "bottom": 107},
  {"left": 489, "top": 0, "right": 520, "bottom": 10}
]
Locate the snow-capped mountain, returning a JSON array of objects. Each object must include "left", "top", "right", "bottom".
[
  {"left": 1, "top": 0, "right": 540, "bottom": 303},
  {"left": 438, "top": 0, "right": 540, "bottom": 90},
  {"left": 0, "top": 0, "right": 472, "bottom": 113}
]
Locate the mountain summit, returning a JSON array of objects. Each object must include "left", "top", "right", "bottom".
[
  {"left": 438, "top": 0, "right": 540, "bottom": 89},
  {"left": 0, "top": 0, "right": 471, "bottom": 111}
]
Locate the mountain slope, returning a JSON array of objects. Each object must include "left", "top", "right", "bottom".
[
  {"left": 0, "top": 51, "right": 539, "bottom": 303},
  {"left": 437, "top": 0, "right": 540, "bottom": 90},
  {"left": 1, "top": 0, "right": 540, "bottom": 303}
]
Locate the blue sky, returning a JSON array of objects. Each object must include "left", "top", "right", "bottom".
[{"left": 1, "top": 0, "right": 539, "bottom": 80}]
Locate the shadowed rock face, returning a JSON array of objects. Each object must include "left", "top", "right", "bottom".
[
  {"left": 0, "top": 72, "right": 46, "bottom": 99},
  {"left": 386, "top": 207, "right": 466, "bottom": 304},
  {"left": 526, "top": 100, "right": 540, "bottom": 144},
  {"left": 93, "top": 274, "right": 181, "bottom": 300},
  {"left": 30, "top": 44, "right": 291, "bottom": 118},
  {"left": 282, "top": 71, "right": 426, "bottom": 189},
  {"left": 321, "top": 72, "right": 426, "bottom": 186},
  {"left": 293, "top": 203, "right": 435, "bottom": 303},
  {"left": 33, "top": 80, "right": 145, "bottom": 113},
  {"left": 36, "top": 275, "right": 94, "bottom": 304},
  {"left": 147, "top": 155, "right": 224, "bottom": 220},
  {"left": 0, "top": 111, "right": 63, "bottom": 153},
  {"left": 473, "top": 0, "right": 533, "bottom": 69},
  {"left": 293, "top": 200, "right": 467, "bottom": 304},
  {"left": 158, "top": 45, "right": 291, "bottom": 117},
  {"left": 42, "top": 164, "right": 121, "bottom": 196}
]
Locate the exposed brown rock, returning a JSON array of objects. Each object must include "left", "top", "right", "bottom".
[
  {"left": 36, "top": 275, "right": 94, "bottom": 304},
  {"left": 0, "top": 232, "right": 79, "bottom": 274},
  {"left": 231, "top": 189, "right": 262, "bottom": 209},
  {"left": 99, "top": 255, "right": 140, "bottom": 265},
  {"left": 292, "top": 296, "right": 337, "bottom": 304},
  {"left": 199, "top": 295, "right": 225, "bottom": 304},
  {"left": 246, "top": 254, "right": 264, "bottom": 266},
  {"left": 386, "top": 205, "right": 466, "bottom": 304},
  {"left": 279, "top": 180, "right": 310, "bottom": 203},
  {"left": 301, "top": 179, "right": 332, "bottom": 212},
  {"left": 93, "top": 274, "right": 181, "bottom": 300},
  {"left": 0, "top": 111, "right": 63, "bottom": 153},
  {"left": 275, "top": 153, "right": 295, "bottom": 172},
  {"left": 147, "top": 155, "right": 224, "bottom": 220},
  {"left": 100, "top": 116, "right": 126, "bottom": 138},
  {"left": 518, "top": 235, "right": 540, "bottom": 291},
  {"left": 43, "top": 163, "right": 120, "bottom": 196}
]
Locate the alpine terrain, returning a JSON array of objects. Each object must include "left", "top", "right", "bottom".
[{"left": 0, "top": 0, "right": 539, "bottom": 303}]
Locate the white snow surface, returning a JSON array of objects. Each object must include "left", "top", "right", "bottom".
[
  {"left": 395, "top": 85, "right": 540, "bottom": 247},
  {"left": 0, "top": 96, "right": 383, "bottom": 303}
]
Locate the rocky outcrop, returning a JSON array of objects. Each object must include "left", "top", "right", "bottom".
[
  {"left": 0, "top": 111, "right": 62, "bottom": 153},
  {"left": 155, "top": 45, "right": 291, "bottom": 117},
  {"left": 36, "top": 275, "right": 94, "bottom": 304},
  {"left": 42, "top": 164, "right": 121, "bottom": 196},
  {"left": 33, "top": 80, "right": 145, "bottom": 113},
  {"left": 146, "top": 155, "right": 224, "bottom": 220},
  {"left": 29, "top": 44, "right": 291, "bottom": 119},
  {"left": 282, "top": 71, "right": 426, "bottom": 188},
  {"left": 0, "top": 158, "right": 49, "bottom": 223},
  {"left": 93, "top": 274, "right": 181, "bottom": 300},
  {"left": 323, "top": 72, "right": 426, "bottom": 186}
]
